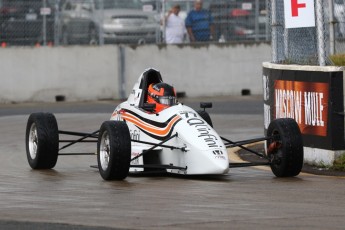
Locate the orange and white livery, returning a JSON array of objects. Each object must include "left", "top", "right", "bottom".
[{"left": 110, "top": 68, "right": 229, "bottom": 175}]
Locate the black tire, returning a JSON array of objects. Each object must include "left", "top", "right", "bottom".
[
  {"left": 266, "top": 118, "right": 304, "bottom": 177},
  {"left": 197, "top": 110, "right": 213, "bottom": 127},
  {"left": 25, "top": 113, "right": 59, "bottom": 169},
  {"left": 97, "top": 121, "right": 131, "bottom": 180}
]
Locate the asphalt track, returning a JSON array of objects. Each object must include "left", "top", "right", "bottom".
[{"left": 1, "top": 96, "right": 345, "bottom": 230}]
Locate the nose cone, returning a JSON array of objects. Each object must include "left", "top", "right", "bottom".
[
  {"left": 210, "top": 158, "right": 230, "bottom": 174},
  {"left": 185, "top": 149, "right": 230, "bottom": 175}
]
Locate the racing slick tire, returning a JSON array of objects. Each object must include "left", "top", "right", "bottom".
[
  {"left": 197, "top": 110, "right": 213, "bottom": 128},
  {"left": 25, "top": 113, "right": 59, "bottom": 169},
  {"left": 97, "top": 121, "right": 131, "bottom": 181},
  {"left": 266, "top": 118, "right": 304, "bottom": 177}
]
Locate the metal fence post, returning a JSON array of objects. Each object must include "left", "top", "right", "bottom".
[
  {"left": 265, "top": 0, "right": 270, "bottom": 41},
  {"left": 42, "top": 0, "right": 47, "bottom": 46},
  {"left": 162, "top": 0, "right": 166, "bottom": 43},
  {"left": 328, "top": 0, "right": 336, "bottom": 55},
  {"left": 284, "top": 28, "right": 289, "bottom": 61},
  {"left": 118, "top": 45, "right": 126, "bottom": 100},
  {"left": 271, "top": 0, "right": 278, "bottom": 63},
  {"left": 254, "top": 0, "right": 259, "bottom": 42},
  {"left": 99, "top": 0, "right": 104, "bottom": 45},
  {"left": 54, "top": 0, "right": 60, "bottom": 46},
  {"left": 316, "top": 0, "right": 326, "bottom": 66}
]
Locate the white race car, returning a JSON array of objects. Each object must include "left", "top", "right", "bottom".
[{"left": 25, "top": 68, "right": 304, "bottom": 180}]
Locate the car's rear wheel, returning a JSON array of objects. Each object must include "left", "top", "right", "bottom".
[
  {"left": 25, "top": 113, "right": 59, "bottom": 169},
  {"left": 97, "top": 121, "right": 131, "bottom": 180},
  {"left": 266, "top": 118, "right": 304, "bottom": 177}
]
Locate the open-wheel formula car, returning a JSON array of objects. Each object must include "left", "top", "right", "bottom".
[{"left": 25, "top": 68, "right": 304, "bottom": 180}]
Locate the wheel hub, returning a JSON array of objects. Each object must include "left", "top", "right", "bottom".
[
  {"left": 100, "top": 132, "right": 110, "bottom": 171},
  {"left": 28, "top": 123, "right": 38, "bottom": 159}
]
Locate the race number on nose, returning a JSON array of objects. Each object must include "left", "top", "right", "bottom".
[{"left": 284, "top": 0, "right": 315, "bottom": 28}]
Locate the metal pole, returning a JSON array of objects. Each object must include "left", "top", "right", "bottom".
[
  {"left": 271, "top": 0, "right": 278, "bottom": 63},
  {"left": 284, "top": 28, "right": 289, "bottom": 60},
  {"left": 254, "top": 0, "right": 259, "bottom": 41},
  {"left": 328, "top": 0, "right": 335, "bottom": 55},
  {"left": 99, "top": 0, "right": 104, "bottom": 45},
  {"left": 118, "top": 46, "right": 126, "bottom": 100},
  {"left": 54, "top": 0, "right": 60, "bottom": 46},
  {"left": 316, "top": 0, "right": 326, "bottom": 66},
  {"left": 265, "top": 0, "right": 269, "bottom": 41},
  {"left": 156, "top": 0, "right": 161, "bottom": 43},
  {"left": 162, "top": 0, "right": 166, "bottom": 43},
  {"left": 42, "top": 0, "right": 47, "bottom": 46}
]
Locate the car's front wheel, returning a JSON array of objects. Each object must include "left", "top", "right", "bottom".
[
  {"left": 266, "top": 118, "right": 304, "bottom": 177},
  {"left": 97, "top": 121, "right": 131, "bottom": 180}
]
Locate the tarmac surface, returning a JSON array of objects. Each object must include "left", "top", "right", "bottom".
[{"left": 1, "top": 96, "right": 345, "bottom": 229}]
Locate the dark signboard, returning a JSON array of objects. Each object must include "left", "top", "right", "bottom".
[{"left": 263, "top": 67, "right": 344, "bottom": 150}]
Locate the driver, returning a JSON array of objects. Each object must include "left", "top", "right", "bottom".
[{"left": 147, "top": 83, "right": 177, "bottom": 113}]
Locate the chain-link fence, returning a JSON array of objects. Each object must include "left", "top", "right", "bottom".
[
  {"left": 334, "top": 0, "right": 345, "bottom": 54},
  {"left": 0, "top": 0, "right": 270, "bottom": 46},
  {"left": 269, "top": 0, "right": 345, "bottom": 66},
  {"left": 0, "top": 0, "right": 162, "bottom": 46},
  {"left": 0, "top": 0, "right": 56, "bottom": 46},
  {"left": 159, "top": 0, "right": 269, "bottom": 43}
]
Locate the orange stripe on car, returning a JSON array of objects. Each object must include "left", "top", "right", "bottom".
[{"left": 122, "top": 112, "right": 181, "bottom": 137}]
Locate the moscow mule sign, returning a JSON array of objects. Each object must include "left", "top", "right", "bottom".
[
  {"left": 274, "top": 80, "right": 328, "bottom": 137},
  {"left": 263, "top": 67, "right": 344, "bottom": 150}
]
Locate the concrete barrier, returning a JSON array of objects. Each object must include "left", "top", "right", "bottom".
[
  {"left": 263, "top": 62, "right": 345, "bottom": 166},
  {"left": 0, "top": 42, "right": 270, "bottom": 103},
  {"left": 0, "top": 46, "right": 120, "bottom": 103}
]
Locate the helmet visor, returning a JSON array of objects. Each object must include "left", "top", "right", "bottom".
[{"left": 158, "top": 96, "right": 177, "bottom": 106}]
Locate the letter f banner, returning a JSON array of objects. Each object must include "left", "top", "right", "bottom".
[{"left": 284, "top": 0, "right": 315, "bottom": 28}]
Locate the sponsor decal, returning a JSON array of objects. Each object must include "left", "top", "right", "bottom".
[
  {"left": 131, "top": 152, "right": 140, "bottom": 165},
  {"left": 274, "top": 80, "right": 329, "bottom": 136},
  {"left": 213, "top": 150, "right": 226, "bottom": 160},
  {"left": 180, "top": 111, "right": 220, "bottom": 148},
  {"left": 264, "top": 104, "right": 271, "bottom": 130},
  {"left": 111, "top": 109, "right": 125, "bottom": 121},
  {"left": 179, "top": 111, "right": 197, "bottom": 119},
  {"left": 263, "top": 74, "right": 271, "bottom": 130},
  {"left": 263, "top": 75, "right": 270, "bottom": 101},
  {"left": 179, "top": 111, "right": 221, "bottom": 148},
  {"left": 130, "top": 130, "right": 140, "bottom": 141},
  {"left": 213, "top": 150, "right": 223, "bottom": 155}
]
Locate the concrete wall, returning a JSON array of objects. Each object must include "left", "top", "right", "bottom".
[
  {"left": 263, "top": 62, "right": 345, "bottom": 166},
  {"left": 0, "top": 42, "right": 270, "bottom": 103},
  {"left": 0, "top": 46, "right": 119, "bottom": 103}
]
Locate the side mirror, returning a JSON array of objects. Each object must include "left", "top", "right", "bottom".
[
  {"left": 143, "top": 103, "right": 156, "bottom": 112},
  {"left": 200, "top": 102, "right": 212, "bottom": 110}
]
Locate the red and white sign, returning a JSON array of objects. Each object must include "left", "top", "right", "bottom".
[
  {"left": 274, "top": 80, "right": 329, "bottom": 136},
  {"left": 284, "top": 0, "right": 315, "bottom": 28}
]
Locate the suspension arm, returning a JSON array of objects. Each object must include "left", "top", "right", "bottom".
[
  {"left": 58, "top": 130, "right": 99, "bottom": 138},
  {"left": 59, "top": 130, "right": 99, "bottom": 151},
  {"left": 221, "top": 136, "right": 270, "bottom": 159}
]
